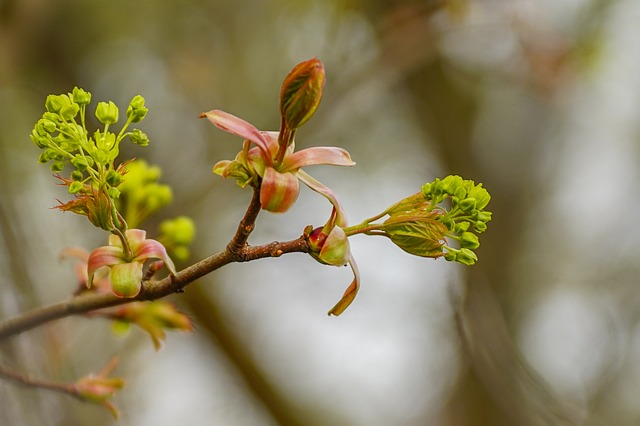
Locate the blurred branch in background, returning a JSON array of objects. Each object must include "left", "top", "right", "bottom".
[{"left": 451, "top": 279, "right": 581, "bottom": 425}]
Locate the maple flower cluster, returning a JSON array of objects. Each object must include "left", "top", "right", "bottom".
[
  {"left": 202, "top": 58, "right": 492, "bottom": 316},
  {"left": 25, "top": 58, "right": 492, "bottom": 417}
]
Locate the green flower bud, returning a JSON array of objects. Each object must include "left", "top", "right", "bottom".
[
  {"left": 129, "top": 129, "right": 149, "bottom": 146},
  {"left": 50, "top": 160, "right": 65, "bottom": 173},
  {"left": 456, "top": 248, "right": 478, "bottom": 265},
  {"left": 31, "top": 130, "right": 49, "bottom": 149},
  {"left": 442, "top": 175, "right": 464, "bottom": 196},
  {"left": 468, "top": 184, "right": 491, "bottom": 209},
  {"left": 60, "top": 102, "right": 80, "bottom": 121},
  {"left": 45, "top": 94, "right": 67, "bottom": 113},
  {"left": 459, "top": 197, "right": 477, "bottom": 212},
  {"left": 280, "top": 58, "right": 325, "bottom": 130},
  {"left": 421, "top": 182, "right": 431, "bottom": 196},
  {"left": 95, "top": 101, "right": 119, "bottom": 124},
  {"left": 68, "top": 181, "right": 84, "bottom": 194},
  {"left": 474, "top": 210, "right": 492, "bottom": 223},
  {"left": 71, "top": 154, "right": 90, "bottom": 171},
  {"left": 126, "top": 95, "right": 148, "bottom": 123},
  {"left": 37, "top": 150, "right": 52, "bottom": 164},
  {"left": 106, "top": 169, "right": 124, "bottom": 187},
  {"left": 107, "top": 187, "right": 121, "bottom": 199},
  {"left": 94, "top": 149, "right": 108, "bottom": 165},
  {"left": 453, "top": 221, "right": 470, "bottom": 233},
  {"left": 71, "top": 170, "right": 84, "bottom": 181},
  {"left": 37, "top": 118, "right": 57, "bottom": 133},
  {"left": 171, "top": 246, "right": 190, "bottom": 262},
  {"left": 72, "top": 87, "right": 92, "bottom": 106},
  {"left": 430, "top": 179, "right": 444, "bottom": 196},
  {"left": 94, "top": 131, "right": 116, "bottom": 151},
  {"left": 146, "top": 184, "right": 173, "bottom": 212},
  {"left": 474, "top": 221, "right": 487, "bottom": 232},
  {"left": 444, "top": 251, "right": 457, "bottom": 261},
  {"left": 453, "top": 186, "right": 467, "bottom": 200},
  {"left": 42, "top": 112, "right": 59, "bottom": 122},
  {"left": 160, "top": 216, "right": 195, "bottom": 246},
  {"left": 460, "top": 232, "right": 480, "bottom": 249}
]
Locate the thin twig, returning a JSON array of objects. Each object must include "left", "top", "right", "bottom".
[
  {"left": 0, "top": 364, "right": 76, "bottom": 396},
  {"left": 0, "top": 189, "right": 309, "bottom": 341},
  {"left": 0, "top": 237, "right": 309, "bottom": 341},
  {"left": 227, "top": 188, "right": 262, "bottom": 256}
]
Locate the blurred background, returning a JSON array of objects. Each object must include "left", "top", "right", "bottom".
[{"left": 1, "top": 0, "right": 639, "bottom": 425}]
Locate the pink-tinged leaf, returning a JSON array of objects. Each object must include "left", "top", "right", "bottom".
[
  {"left": 260, "top": 167, "right": 300, "bottom": 213},
  {"left": 87, "top": 246, "right": 125, "bottom": 287},
  {"left": 132, "top": 239, "right": 177, "bottom": 275},
  {"left": 280, "top": 58, "right": 326, "bottom": 130},
  {"left": 109, "top": 262, "right": 144, "bottom": 298},
  {"left": 281, "top": 146, "right": 355, "bottom": 172},
  {"left": 201, "top": 110, "right": 271, "bottom": 162},
  {"left": 327, "top": 255, "right": 360, "bottom": 316},
  {"left": 297, "top": 170, "right": 348, "bottom": 228}
]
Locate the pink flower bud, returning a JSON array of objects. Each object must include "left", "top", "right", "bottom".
[{"left": 280, "top": 58, "right": 326, "bottom": 130}]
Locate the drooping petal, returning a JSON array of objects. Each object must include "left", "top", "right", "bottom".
[
  {"left": 327, "top": 254, "right": 360, "bottom": 316},
  {"left": 201, "top": 109, "right": 271, "bottom": 162},
  {"left": 281, "top": 146, "right": 355, "bottom": 172},
  {"left": 297, "top": 170, "right": 348, "bottom": 227},
  {"left": 109, "top": 262, "right": 144, "bottom": 298},
  {"left": 131, "top": 238, "right": 177, "bottom": 275},
  {"left": 87, "top": 246, "right": 126, "bottom": 287},
  {"left": 260, "top": 167, "right": 300, "bottom": 213}
]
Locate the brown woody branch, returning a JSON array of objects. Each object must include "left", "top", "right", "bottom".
[{"left": 0, "top": 188, "right": 310, "bottom": 341}]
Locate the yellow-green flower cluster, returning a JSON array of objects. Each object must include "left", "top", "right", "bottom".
[
  {"left": 31, "top": 87, "right": 149, "bottom": 189},
  {"left": 30, "top": 87, "right": 150, "bottom": 233},
  {"left": 421, "top": 175, "right": 492, "bottom": 265},
  {"left": 116, "top": 159, "right": 172, "bottom": 229},
  {"left": 344, "top": 175, "right": 492, "bottom": 265}
]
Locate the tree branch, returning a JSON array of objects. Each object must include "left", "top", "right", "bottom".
[
  {"left": 0, "top": 188, "right": 310, "bottom": 341},
  {"left": 0, "top": 363, "right": 75, "bottom": 395}
]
